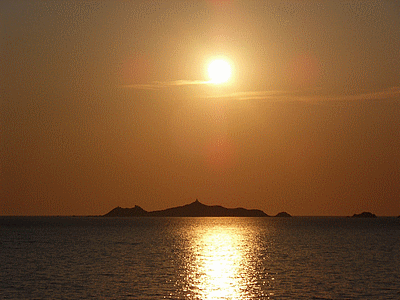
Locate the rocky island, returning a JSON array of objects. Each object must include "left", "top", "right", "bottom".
[
  {"left": 104, "top": 199, "right": 269, "bottom": 217},
  {"left": 351, "top": 212, "right": 377, "bottom": 218},
  {"left": 275, "top": 212, "right": 292, "bottom": 217}
]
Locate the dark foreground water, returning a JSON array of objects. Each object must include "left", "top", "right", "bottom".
[{"left": 1, "top": 217, "right": 399, "bottom": 299}]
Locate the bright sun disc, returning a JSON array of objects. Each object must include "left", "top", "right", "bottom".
[{"left": 208, "top": 59, "right": 232, "bottom": 84}]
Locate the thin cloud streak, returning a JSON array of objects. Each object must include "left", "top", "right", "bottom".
[
  {"left": 202, "top": 87, "right": 400, "bottom": 102},
  {"left": 202, "top": 90, "right": 291, "bottom": 101},
  {"left": 319, "top": 87, "right": 400, "bottom": 102},
  {"left": 121, "top": 80, "right": 212, "bottom": 90},
  {"left": 121, "top": 79, "right": 400, "bottom": 103}
]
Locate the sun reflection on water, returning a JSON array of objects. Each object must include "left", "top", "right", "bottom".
[{"left": 188, "top": 222, "right": 254, "bottom": 299}]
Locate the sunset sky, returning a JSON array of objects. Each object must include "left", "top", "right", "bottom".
[{"left": 1, "top": 0, "right": 399, "bottom": 216}]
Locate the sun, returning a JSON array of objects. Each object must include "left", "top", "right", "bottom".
[{"left": 208, "top": 59, "right": 232, "bottom": 84}]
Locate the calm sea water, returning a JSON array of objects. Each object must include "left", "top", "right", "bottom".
[{"left": 1, "top": 217, "right": 399, "bottom": 299}]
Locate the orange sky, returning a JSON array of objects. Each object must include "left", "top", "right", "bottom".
[{"left": 1, "top": 0, "right": 400, "bottom": 216}]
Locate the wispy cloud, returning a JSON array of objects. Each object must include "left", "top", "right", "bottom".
[
  {"left": 202, "top": 87, "right": 400, "bottom": 102},
  {"left": 318, "top": 87, "right": 400, "bottom": 102},
  {"left": 202, "top": 90, "right": 292, "bottom": 101},
  {"left": 121, "top": 80, "right": 400, "bottom": 103},
  {"left": 121, "top": 80, "right": 212, "bottom": 90}
]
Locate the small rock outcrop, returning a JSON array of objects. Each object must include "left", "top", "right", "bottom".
[
  {"left": 351, "top": 212, "right": 377, "bottom": 218},
  {"left": 275, "top": 212, "right": 292, "bottom": 217}
]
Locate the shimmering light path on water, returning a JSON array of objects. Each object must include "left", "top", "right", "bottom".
[
  {"left": 1, "top": 217, "right": 399, "bottom": 299},
  {"left": 184, "top": 221, "right": 271, "bottom": 299}
]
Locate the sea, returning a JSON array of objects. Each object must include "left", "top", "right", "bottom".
[{"left": 1, "top": 216, "right": 399, "bottom": 299}]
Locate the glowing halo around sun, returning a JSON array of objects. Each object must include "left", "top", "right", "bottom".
[{"left": 207, "top": 59, "right": 232, "bottom": 84}]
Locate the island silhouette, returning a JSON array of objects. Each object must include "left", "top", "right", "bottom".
[
  {"left": 103, "top": 199, "right": 292, "bottom": 218},
  {"left": 351, "top": 212, "right": 377, "bottom": 218},
  {"left": 275, "top": 212, "right": 292, "bottom": 218}
]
